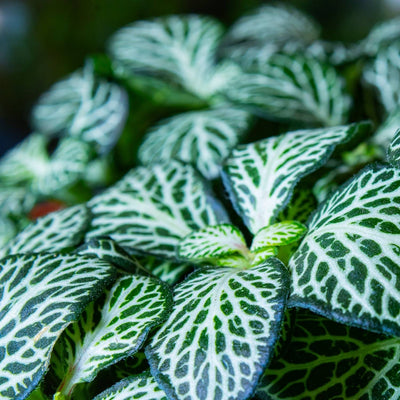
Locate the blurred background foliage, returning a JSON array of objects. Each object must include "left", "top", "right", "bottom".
[{"left": 0, "top": 0, "right": 399, "bottom": 155}]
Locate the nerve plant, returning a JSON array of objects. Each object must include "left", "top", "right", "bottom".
[{"left": 2, "top": 3, "right": 400, "bottom": 400}]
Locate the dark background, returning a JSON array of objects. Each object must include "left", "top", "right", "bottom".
[{"left": 0, "top": 0, "right": 398, "bottom": 155}]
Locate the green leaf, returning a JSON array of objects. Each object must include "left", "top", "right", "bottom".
[
  {"left": 388, "top": 129, "right": 400, "bottom": 168},
  {"left": 222, "top": 123, "right": 368, "bottom": 234},
  {"left": 0, "top": 216, "right": 17, "bottom": 248},
  {"left": 32, "top": 62, "right": 128, "bottom": 154},
  {"left": 289, "top": 164, "right": 400, "bottom": 336},
  {"left": 146, "top": 258, "right": 289, "bottom": 400},
  {"left": 76, "top": 238, "right": 141, "bottom": 274},
  {"left": 1, "top": 204, "right": 90, "bottom": 258},
  {"left": 363, "top": 41, "right": 400, "bottom": 114},
  {"left": 50, "top": 275, "right": 172, "bottom": 398},
  {"left": 108, "top": 15, "right": 239, "bottom": 100},
  {"left": 0, "top": 253, "right": 115, "bottom": 400},
  {"left": 278, "top": 188, "right": 317, "bottom": 224},
  {"left": 139, "top": 107, "right": 252, "bottom": 179},
  {"left": 94, "top": 372, "right": 167, "bottom": 400},
  {"left": 251, "top": 221, "right": 307, "bottom": 252},
  {"left": 140, "top": 257, "right": 192, "bottom": 286},
  {"left": 224, "top": 53, "right": 351, "bottom": 126},
  {"left": 256, "top": 310, "right": 400, "bottom": 400},
  {"left": 26, "top": 386, "right": 49, "bottom": 400},
  {"left": 88, "top": 161, "right": 228, "bottom": 258},
  {"left": 221, "top": 4, "right": 320, "bottom": 64},
  {"left": 178, "top": 224, "right": 248, "bottom": 263}
]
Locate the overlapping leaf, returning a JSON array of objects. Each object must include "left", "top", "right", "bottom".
[
  {"left": 0, "top": 253, "right": 115, "bottom": 400},
  {"left": 146, "top": 259, "right": 289, "bottom": 400},
  {"left": 0, "top": 186, "right": 35, "bottom": 219},
  {"left": 139, "top": 107, "right": 251, "bottom": 179},
  {"left": 76, "top": 238, "right": 141, "bottom": 274},
  {"left": 224, "top": 53, "right": 351, "bottom": 126},
  {"left": 32, "top": 62, "right": 128, "bottom": 154},
  {"left": 140, "top": 257, "right": 192, "bottom": 286},
  {"left": 290, "top": 164, "right": 400, "bottom": 336},
  {"left": 222, "top": 123, "right": 368, "bottom": 234},
  {"left": 363, "top": 41, "right": 400, "bottom": 114},
  {"left": 0, "top": 216, "right": 17, "bottom": 248},
  {"left": 388, "top": 129, "right": 400, "bottom": 168},
  {"left": 94, "top": 372, "right": 167, "bottom": 400},
  {"left": 178, "top": 224, "right": 248, "bottom": 263},
  {"left": 50, "top": 275, "right": 172, "bottom": 398},
  {"left": 0, "top": 204, "right": 90, "bottom": 258},
  {"left": 221, "top": 4, "right": 320, "bottom": 64},
  {"left": 257, "top": 310, "right": 400, "bottom": 400},
  {"left": 88, "top": 161, "right": 228, "bottom": 258},
  {"left": 108, "top": 15, "right": 239, "bottom": 100}
]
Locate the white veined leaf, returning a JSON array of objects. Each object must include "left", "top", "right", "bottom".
[
  {"left": 362, "top": 16, "right": 400, "bottom": 56},
  {"left": 372, "top": 108, "right": 400, "bottom": 151},
  {"left": 32, "top": 62, "right": 128, "bottom": 154},
  {"left": 139, "top": 107, "right": 252, "bottom": 179},
  {"left": 363, "top": 41, "right": 400, "bottom": 114},
  {"left": 108, "top": 15, "right": 240, "bottom": 100},
  {"left": 222, "top": 122, "right": 368, "bottom": 234},
  {"left": 388, "top": 129, "right": 400, "bottom": 168},
  {"left": 178, "top": 224, "right": 248, "bottom": 263},
  {"left": 88, "top": 161, "right": 228, "bottom": 258},
  {"left": 34, "top": 137, "right": 92, "bottom": 196},
  {"left": 256, "top": 310, "right": 400, "bottom": 400},
  {"left": 0, "top": 253, "right": 115, "bottom": 400},
  {"left": 50, "top": 275, "right": 172, "bottom": 398},
  {"left": 250, "top": 221, "right": 307, "bottom": 252},
  {"left": 0, "top": 134, "right": 48, "bottom": 187},
  {"left": 0, "top": 135, "right": 91, "bottom": 196},
  {"left": 140, "top": 257, "right": 192, "bottom": 286},
  {"left": 1, "top": 204, "right": 90, "bottom": 258},
  {"left": 76, "top": 238, "right": 142, "bottom": 274},
  {"left": 251, "top": 248, "right": 278, "bottom": 266},
  {"left": 224, "top": 53, "right": 351, "bottom": 126},
  {"left": 146, "top": 259, "right": 289, "bottom": 400},
  {"left": 221, "top": 4, "right": 320, "bottom": 63},
  {"left": 94, "top": 372, "right": 167, "bottom": 400},
  {"left": 289, "top": 164, "right": 400, "bottom": 336}
]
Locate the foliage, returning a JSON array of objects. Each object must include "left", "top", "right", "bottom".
[{"left": 2, "top": 3, "right": 400, "bottom": 400}]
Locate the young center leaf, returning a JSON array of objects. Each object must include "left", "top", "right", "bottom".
[
  {"left": 221, "top": 3, "right": 320, "bottom": 65},
  {"left": 87, "top": 161, "right": 228, "bottom": 258},
  {"left": 50, "top": 275, "right": 172, "bottom": 398},
  {"left": 388, "top": 129, "right": 400, "bottom": 168},
  {"left": 146, "top": 258, "right": 290, "bottom": 400},
  {"left": 0, "top": 253, "right": 115, "bottom": 400},
  {"left": 31, "top": 62, "right": 128, "bottom": 154},
  {"left": 289, "top": 164, "right": 400, "bottom": 336},
  {"left": 250, "top": 221, "right": 307, "bottom": 252},
  {"left": 178, "top": 224, "right": 250, "bottom": 267},
  {"left": 139, "top": 107, "right": 252, "bottom": 179},
  {"left": 222, "top": 122, "right": 369, "bottom": 234},
  {"left": 256, "top": 310, "right": 400, "bottom": 400},
  {"left": 224, "top": 53, "right": 351, "bottom": 126},
  {"left": 108, "top": 15, "right": 239, "bottom": 101},
  {"left": 0, "top": 204, "right": 90, "bottom": 259},
  {"left": 363, "top": 41, "right": 400, "bottom": 114},
  {"left": 94, "top": 372, "right": 167, "bottom": 400}
]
